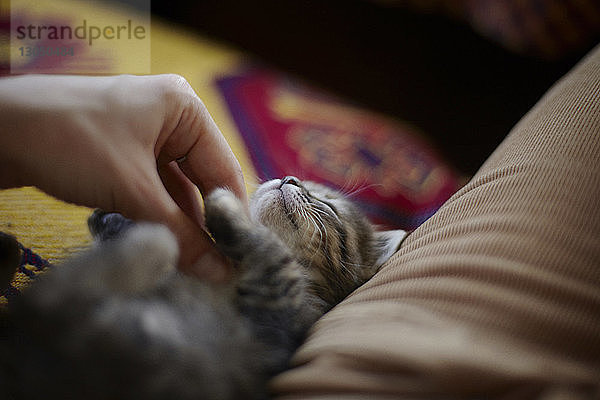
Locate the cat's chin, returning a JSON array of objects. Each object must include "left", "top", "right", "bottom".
[
  {"left": 250, "top": 179, "right": 291, "bottom": 229},
  {"left": 249, "top": 179, "right": 309, "bottom": 246}
]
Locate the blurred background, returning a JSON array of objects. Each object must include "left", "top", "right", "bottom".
[
  {"left": 2, "top": 0, "right": 599, "bottom": 234},
  {"left": 148, "top": 0, "right": 600, "bottom": 175}
]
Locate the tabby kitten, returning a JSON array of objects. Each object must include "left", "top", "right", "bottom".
[{"left": 0, "top": 177, "right": 406, "bottom": 399}]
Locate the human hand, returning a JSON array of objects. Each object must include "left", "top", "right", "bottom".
[{"left": 0, "top": 74, "right": 247, "bottom": 282}]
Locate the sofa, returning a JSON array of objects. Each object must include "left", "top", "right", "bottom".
[{"left": 271, "top": 43, "right": 600, "bottom": 399}]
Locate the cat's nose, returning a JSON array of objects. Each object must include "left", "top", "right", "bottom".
[{"left": 280, "top": 176, "right": 301, "bottom": 187}]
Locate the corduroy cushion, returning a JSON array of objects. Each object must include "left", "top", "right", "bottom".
[{"left": 271, "top": 43, "right": 600, "bottom": 399}]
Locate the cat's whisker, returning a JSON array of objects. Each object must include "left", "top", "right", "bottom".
[
  {"left": 303, "top": 206, "right": 327, "bottom": 249},
  {"left": 305, "top": 209, "right": 325, "bottom": 249},
  {"left": 309, "top": 204, "right": 342, "bottom": 225},
  {"left": 341, "top": 174, "right": 368, "bottom": 195},
  {"left": 345, "top": 183, "right": 384, "bottom": 198},
  {"left": 339, "top": 175, "right": 363, "bottom": 196},
  {"left": 337, "top": 261, "right": 353, "bottom": 276},
  {"left": 336, "top": 174, "right": 385, "bottom": 198},
  {"left": 297, "top": 207, "right": 317, "bottom": 241},
  {"left": 313, "top": 214, "right": 329, "bottom": 247}
]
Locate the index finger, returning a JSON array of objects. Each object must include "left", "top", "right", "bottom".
[{"left": 156, "top": 75, "right": 248, "bottom": 206}]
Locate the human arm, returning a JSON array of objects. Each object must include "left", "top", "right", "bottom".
[{"left": 0, "top": 74, "right": 247, "bottom": 281}]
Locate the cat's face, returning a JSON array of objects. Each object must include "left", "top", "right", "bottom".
[{"left": 250, "top": 177, "right": 405, "bottom": 304}]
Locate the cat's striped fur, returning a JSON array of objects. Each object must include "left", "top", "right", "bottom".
[{"left": 0, "top": 177, "right": 406, "bottom": 399}]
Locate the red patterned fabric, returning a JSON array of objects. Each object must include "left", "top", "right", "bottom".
[{"left": 217, "top": 70, "right": 462, "bottom": 230}]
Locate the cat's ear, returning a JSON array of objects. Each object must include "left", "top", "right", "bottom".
[{"left": 373, "top": 229, "right": 408, "bottom": 267}]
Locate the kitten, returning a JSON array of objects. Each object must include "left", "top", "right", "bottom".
[{"left": 0, "top": 177, "right": 406, "bottom": 399}]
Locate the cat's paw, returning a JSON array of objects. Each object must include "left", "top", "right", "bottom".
[
  {"left": 204, "top": 188, "right": 252, "bottom": 261},
  {"left": 74, "top": 224, "right": 178, "bottom": 295},
  {"left": 88, "top": 209, "right": 134, "bottom": 242}
]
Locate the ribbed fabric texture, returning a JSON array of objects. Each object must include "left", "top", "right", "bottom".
[{"left": 272, "top": 44, "right": 600, "bottom": 399}]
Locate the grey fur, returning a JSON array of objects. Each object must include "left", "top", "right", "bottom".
[{"left": 0, "top": 177, "right": 405, "bottom": 399}]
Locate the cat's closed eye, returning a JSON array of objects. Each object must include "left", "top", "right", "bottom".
[{"left": 250, "top": 177, "right": 406, "bottom": 305}]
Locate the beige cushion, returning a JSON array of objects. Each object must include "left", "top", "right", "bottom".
[{"left": 271, "top": 43, "right": 600, "bottom": 399}]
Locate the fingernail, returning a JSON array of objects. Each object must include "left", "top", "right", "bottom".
[{"left": 191, "top": 251, "right": 231, "bottom": 283}]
